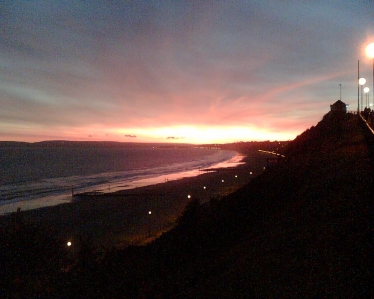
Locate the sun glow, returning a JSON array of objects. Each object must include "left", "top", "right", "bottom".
[
  {"left": 112, "top": 125, "right": 296, "bottom": 144},
  {"left": 3, "top": 123, "right": 298, "bottom": 143}
]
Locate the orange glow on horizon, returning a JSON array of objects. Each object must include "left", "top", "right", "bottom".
[
  {"left": 2, "top": 120, "right": 305, "bottom": 144},
  {"left": 111, "top": 125, "right": 298, "bottom": 143}
]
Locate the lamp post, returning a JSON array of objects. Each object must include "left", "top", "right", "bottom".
[
  {"left": 358, "top": 60, "right": 360, "bottom": 113},
  {"left": 359, "top": 78, "right": 366, "bottom": 112},
  {"left": 339, "top": 83, "right": 342, "bottom": 101},
  {"left": 148, "top": 211, "right": 152, "bottom": 237},
  {"left": 366, "top": 43, "right": 374, "bottom": 108},
  {"left": 364, "top": 87, "right": 370, "bottom": 109}
]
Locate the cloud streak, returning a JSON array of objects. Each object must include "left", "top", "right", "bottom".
[{"left": 0, "top": 1, "right": 373, "bottom": 143}]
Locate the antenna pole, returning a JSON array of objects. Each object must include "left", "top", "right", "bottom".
[
  {"left": 339, "top": 84, "right": 341, "bottom": 101},
  {"left": 358, "top": 60, "right": 360, "bottom": 113}
]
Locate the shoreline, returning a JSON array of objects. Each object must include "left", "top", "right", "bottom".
[
  {"left": 0, "top": 150, "right": 268, "bottom": 248},
  {"left": 0, "top": 151, "right": 242, "bottom": 216},
  {"left": 0, "top": 150, "right": 272, "bottom": 248}
]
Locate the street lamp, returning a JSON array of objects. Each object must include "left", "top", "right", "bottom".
[
  {"left": 364, "top": 87, "right": 370, "bottom": 108},
  {"left": 366, "top": 43, "right": 374, "bottom": 108},
  {"left": 359, "top": 78, "right": 366, "bottom": 112}
]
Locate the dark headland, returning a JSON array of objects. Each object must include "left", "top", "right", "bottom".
[{"left": 1, "top": 111, "right": 373, "bottom": 298}]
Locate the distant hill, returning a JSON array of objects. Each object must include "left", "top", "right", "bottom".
[
  {"left": 0, "top": 141, "right": 30, "bottom": 147},
  {"left": 0, "top": 140, "right": 193, "bottom": 148}
]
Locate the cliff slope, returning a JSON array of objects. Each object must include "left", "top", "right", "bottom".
[
  {"left": 6, "top": 112, "right": 371, "bottom": 298},
  {"left": 138, "top": 112, "right": 373, "bottom": 298}
]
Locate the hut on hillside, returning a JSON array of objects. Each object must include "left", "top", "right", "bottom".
[{"left": 330, "top": 100, "right": 347, "bottom": 113}]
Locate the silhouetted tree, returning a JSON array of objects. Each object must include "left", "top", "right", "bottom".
[{"left": 177, "top": 198, "right": 201, "bottom": 228}]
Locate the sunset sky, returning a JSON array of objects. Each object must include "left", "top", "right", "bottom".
[{"left": 1, "top": 1, "right": 374, "bottom": 144}]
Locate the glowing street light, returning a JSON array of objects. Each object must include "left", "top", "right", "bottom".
[
  {"left": 67, "top": 241, "right": 72, "bottom": 247},
  {"left": 364, "top": 87, "right": 370, "bottom": 108},
  {"left": 366, "top": 42, "right": 374, "bottom": 106},
  {"left": 359, "top": 78, "right": 367, "bottom": 85},
  {"left": 359, "top": 78, "right": 366, "bottom": 111},
  {"left": 367, "top": 42, "right": 374, "bottom": 58}
]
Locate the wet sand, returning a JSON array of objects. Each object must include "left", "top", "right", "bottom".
[{"left": 0, "top": 154, "right": 267, "bottom": 248}]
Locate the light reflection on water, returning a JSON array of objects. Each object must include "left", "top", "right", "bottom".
[{"left": 0, "top": 153, "right": 245, "bottom": 215}]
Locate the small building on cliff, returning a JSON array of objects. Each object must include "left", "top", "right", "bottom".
[{"left": 330, "top": 100, "right": 347, "bottom": 113}]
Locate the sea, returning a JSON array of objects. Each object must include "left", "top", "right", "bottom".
[{"left": 0, "top": 144, "right": 243, "bottom": 215}]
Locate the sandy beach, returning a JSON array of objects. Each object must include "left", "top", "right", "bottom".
[{"left": 0, "top": 152, "right": 268, "bottom": 248}]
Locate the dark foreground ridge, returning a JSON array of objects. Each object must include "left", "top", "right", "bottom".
[{"left": 1, "top": 112, "right": 373, "bottom": 298}]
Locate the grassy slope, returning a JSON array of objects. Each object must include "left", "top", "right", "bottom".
[
  {"left": 140, "top": 113, "right": 373, "bottom": 298},
  {"left": 3, "top": 113, "right": 371, "bottom": 298}
]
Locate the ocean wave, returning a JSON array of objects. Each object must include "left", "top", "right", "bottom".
[{"left": 0, "top": 148, "right": 240, "bottom": 215}]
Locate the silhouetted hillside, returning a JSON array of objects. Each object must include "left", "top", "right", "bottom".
[
  {"left": 131, "top": 112, "right": 372, "bottom": 298},
  {"left": 132, "top": 112, "right": 372, "bottom": 298},
  {"left": 1, "top": 112, "right": 372, "bottom": 298}
]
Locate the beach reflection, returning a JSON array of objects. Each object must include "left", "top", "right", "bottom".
[
  {"left": 0, "top": 154, "right": 245, "bottom": 215},
  {"left": 98, "top": 153, "right": 245, "bottom": 193}
]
